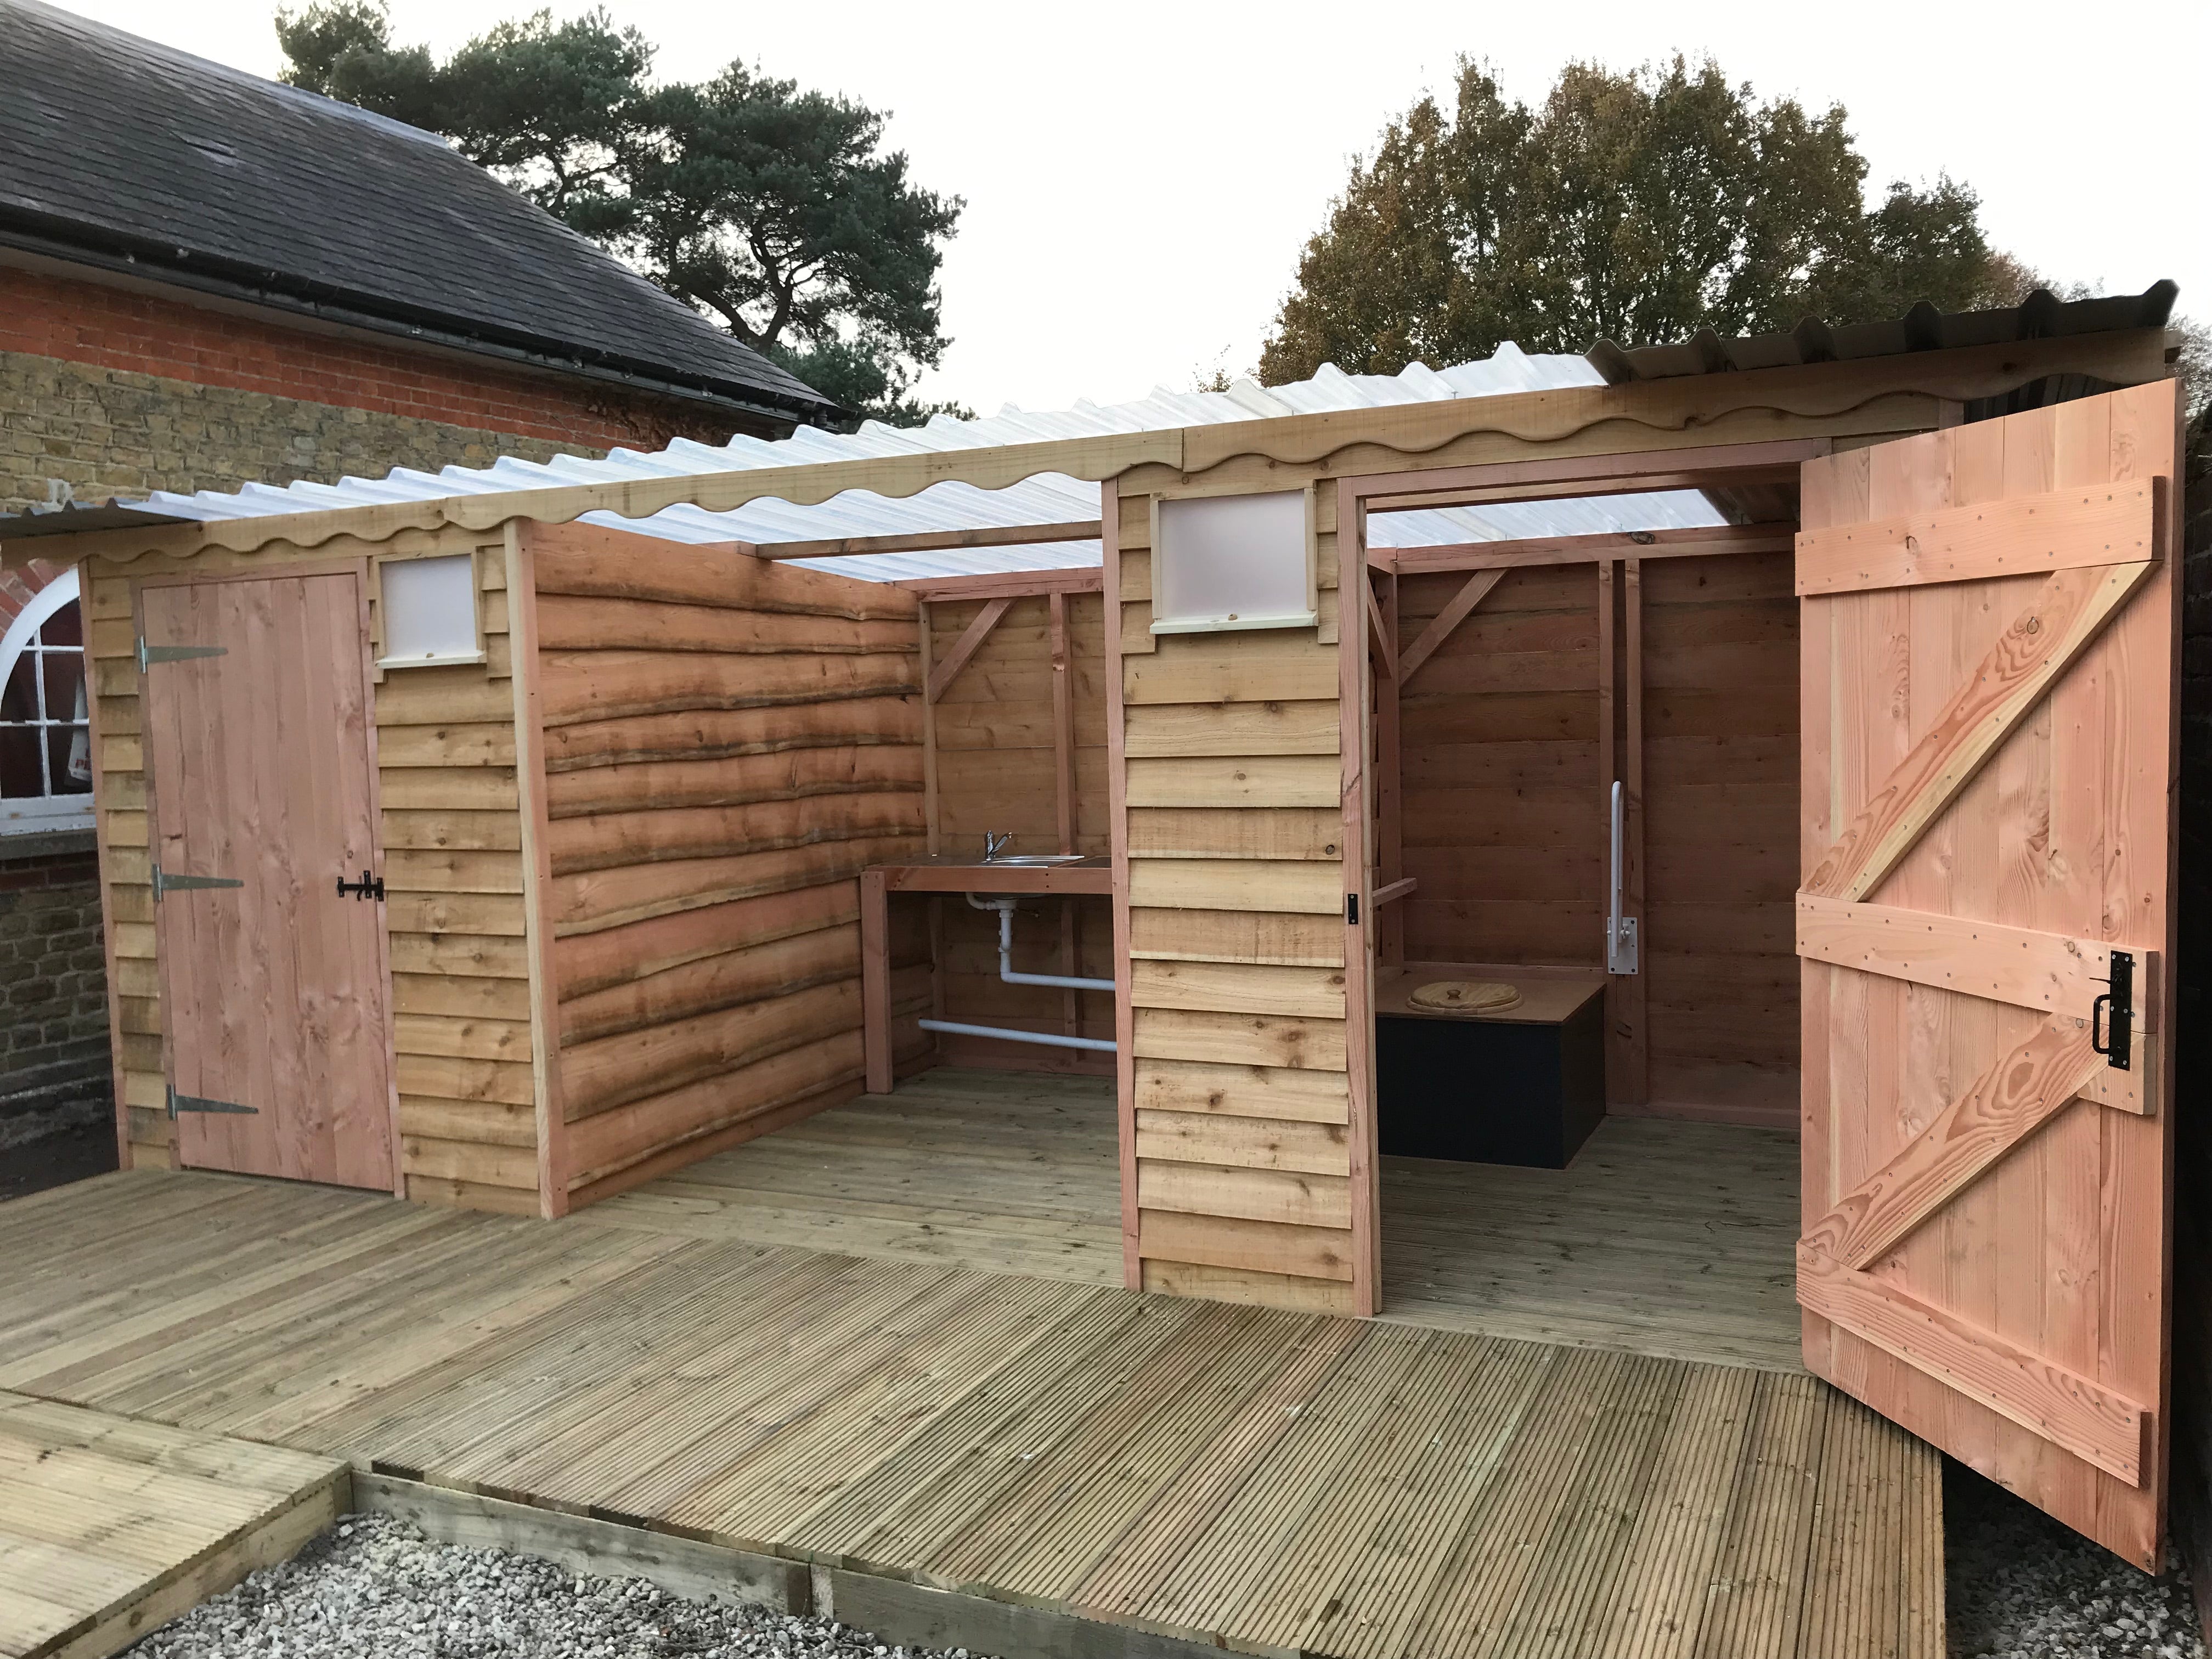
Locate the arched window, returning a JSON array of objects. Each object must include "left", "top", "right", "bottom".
[{"left": 0, "top": 568, "right": 93, "bottom": 833}]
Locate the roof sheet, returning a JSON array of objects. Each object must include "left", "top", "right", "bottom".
[
  {"left": 109, "top": 344, "right": 1725, "bottom": 582},
  {"left": 1588, "top": 283, "right": 2177, "bottom": 384},
  {"left": 0, "top": 0, "right": 836, "bottom": 422}
]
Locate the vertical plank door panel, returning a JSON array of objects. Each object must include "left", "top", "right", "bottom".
[
  {"left": 1796, "top": 381, "right": 2178, "bottom": 1567},
  {"left": 142, "top": 571, "right": 397, "bottom": 1190}
]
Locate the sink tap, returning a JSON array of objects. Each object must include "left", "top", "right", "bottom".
[{"left": 983, "top": 832, "right": 1013, "bottom": 861}]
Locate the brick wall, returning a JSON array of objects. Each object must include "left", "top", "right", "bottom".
[
  {"left": 0, "top": 835, "right": 109, "bottom": 1125},
  {"left": 0, "top": 263, "right": 767, "bottom": 514}
]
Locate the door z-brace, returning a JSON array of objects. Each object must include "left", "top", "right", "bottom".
[
  {"left": 151, "top": 863, "right": 242, "bottom": 901},
  {"left": 166, "top": 1084, "right": 257, "bottom": 1118},
  {"left": 136, "top": 637, "right": 225, "bottom": 672}
]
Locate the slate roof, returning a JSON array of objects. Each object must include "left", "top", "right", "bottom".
[{"left": 0, "top": 0, "right": 839, "bottom": 426}]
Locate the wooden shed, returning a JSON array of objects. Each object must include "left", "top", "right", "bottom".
[{"left": 5, "top": 287, "right": 2191, "bottom": 1574}]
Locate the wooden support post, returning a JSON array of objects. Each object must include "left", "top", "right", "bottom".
[
  {"left": 1340, "top": 490, "right": 1379, "bottom": 1317},
  {"left": 1375, "top": 571, "right": 1404, "bottom": 968},
  {"left": 1049, "top": 589, "right": 1081, "bottom": 1043},
  {"left": 918, "top": 601, "right": 939, "bottom": 856},
  {"left": 1102, "top": 481, "right": 1139, "bottom": 1288},
  {"left": 1618, "top": 558, "right": 1648, "bottom": 1105},
  {"left": 861, "top": 867, "right": 893, "bottom": 1094},
  {"left": 507, "top": 523, "right": 571, "bottom": 1217}
]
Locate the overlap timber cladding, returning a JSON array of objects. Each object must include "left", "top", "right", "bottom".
[
  {"left": 928, "top": 592, "right": 1113, "bottom": 1063},
  {"left": 1116, "top": 483, "right": 1357, "bottom": 1316},
  {"left": 529, "top": 524, "right": 928, "bottom": 1206},
  {"left": 90, "top": 532, "right": 538, "bottom": 1210}
]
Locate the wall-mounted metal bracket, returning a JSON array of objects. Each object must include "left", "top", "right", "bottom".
[
  {"left": 151, "top": 862, "right": 242, "bottom": 902},
  {"left": 137, "top": 637, "right": 225, "bottom": 672},
  {"left": 167, "top": 1084, "right": 257, "bottom": 1118}
]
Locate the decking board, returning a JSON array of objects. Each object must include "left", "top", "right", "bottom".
[
  {"left": 0, "top": 1391, "right": 347, "bottom": 1659},
  {"left": 0, "top": 1158, "right": 1936, "bottom": 1658}
]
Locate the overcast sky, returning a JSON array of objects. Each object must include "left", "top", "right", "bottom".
[{"left": 52, "top": 0, "right": 2212, "bottom": 416}]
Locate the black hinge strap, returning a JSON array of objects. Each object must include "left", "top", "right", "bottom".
[
  {"left": 167, "top": 1084, "right": 257, "bottom": 1118},
  {"left": 137, "top": 638, "right": 226, "bottom": 672}
]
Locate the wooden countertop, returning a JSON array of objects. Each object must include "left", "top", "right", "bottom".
[
  {"left": 1376, "top": 962, "right": 1606, "bottom": 1026},
  {"left": 870, "top": 855, "right": 1113, "bottom": 895}
]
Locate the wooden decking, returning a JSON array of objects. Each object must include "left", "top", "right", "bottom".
[
  {"left": 0, "top": 1161, "right": 1939, "bottom": 1659},
  {"left": 582, "top": 1070, "right": 1805, "bottom": 1372},
  {"left": 1379, "top": 1116, "right": 1804, "bottom": 1373},
  {"left": 0, "top": 1389, "right": 347, "bottom": 1659},
  {"left": 580, "top": 1069, "right": 1126, "bottom": 1285}
]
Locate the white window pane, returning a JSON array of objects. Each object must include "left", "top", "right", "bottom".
[
  {"left": 1154, "top": 491, "right": 1312, "bottom": 633},
  {"left": 381, "top": 555, "right": 478, "bottom": 663}
]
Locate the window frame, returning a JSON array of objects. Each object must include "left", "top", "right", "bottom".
[{"left": 0, "top": 567, "right": 95, "bottom": 834}]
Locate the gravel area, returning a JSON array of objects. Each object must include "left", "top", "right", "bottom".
[
  {"left": 127, "top": 1513, "right": 998, "bottom": 1659},
  {"left": 1948, "top": 1461, "right": 2205, "bottom": 1658},
  {"left": 114, "top": 1469, "right": 2212, "bottom": 1659}
]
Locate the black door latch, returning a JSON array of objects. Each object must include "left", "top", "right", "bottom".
[
  {"left": 336, "top": 868, "right": 385, "bottom": 902},
  {"left": 2091, "top": 949, "right": 2134, "bottom": 1071}
]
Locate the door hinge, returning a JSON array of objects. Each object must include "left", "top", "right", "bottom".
[
  {"left": 2091, "top": 950, "right": 2135, "bottom": 1071},
  {"left": 167, "top": 1084, "right": 257, "bottom": 1118},
  {"left": 137, "top": 637, "right": 225, "bottom": 672},
  {"left": 151, "top": 862, "right": 242, "bottom": 901},
  {"left": 336, "top": 868, "right": 385, "bottom": 902}
]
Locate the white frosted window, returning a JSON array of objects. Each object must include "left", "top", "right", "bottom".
[
  {"left": 380, "top": 555, "right": 480, "bottom": 665},
  {"left": 1152, "top": 490, "right": 1314, "bottom": 635}
]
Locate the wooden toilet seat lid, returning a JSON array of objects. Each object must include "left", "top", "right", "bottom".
[{"left": 1407, "top": 979, "right": 1522, "bottom": 1014}]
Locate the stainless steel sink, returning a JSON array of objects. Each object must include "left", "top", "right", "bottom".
[{"left": 981, "top": 854, "right": 1088, "bottom": 865}]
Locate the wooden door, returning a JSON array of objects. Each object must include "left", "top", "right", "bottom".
[
  {"left": 142, "top": 572, "right": 397, "bottom": 1190},
  {"left": 1795, "top": 380, "right": 2178, "bottom": 1565}
]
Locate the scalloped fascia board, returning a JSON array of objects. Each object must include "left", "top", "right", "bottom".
[{"left": 19, "top": 328, "right": 2172, "bottom": 570}]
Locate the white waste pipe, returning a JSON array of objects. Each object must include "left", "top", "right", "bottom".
[
  {"left": 966, "top": 893, "right": 1115, "bottom": 992},
  {"left": 918, "top": 1017, "right": 1118, "bottom": 1053}
]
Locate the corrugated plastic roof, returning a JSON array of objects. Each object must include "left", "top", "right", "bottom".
[{"left": 116, "top": 344, "right": 1726, "bottom": 582}]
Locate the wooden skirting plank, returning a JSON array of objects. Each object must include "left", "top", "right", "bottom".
[
  {"left": 1125, "top": 756, "right": 1340, "bottom": 809},
  {"left": 1133, "top": 1109, "right": 1349, "bottom": 1176},
  {"left": 1795, "top": 891, "right": 2156, "bottom": 1029},
  {"left": 1127, "top": 907, "right": 1344, "bottom": 967},
  {"left": 1795, "top": 479, "right": 2157, "bottom": 594},
  {"left": 1128, "top": 960, "right": 1346, "bottom": 1020},
  {"left": 1125, "top": 808, "right": 1340, "bottom": 862},
  {"left": 1128, "top": 860, "right": 1341, "bottom": 915},
  {"left": 1137, "top": 1209, "right": 1354, "bottom": 1282},
  {"left": 1132, "top": 1007, "right": 1347, "bottom": 1071},
  {"left": 1123, "top": 701, "right": 1339, "bottom": 758},
  {"left": 1796, "top": 1246, "right": 2148, "bottom": 1485},
  {"left": 1132, "top": 1059, "right": 1350, "bottom": 1124}
]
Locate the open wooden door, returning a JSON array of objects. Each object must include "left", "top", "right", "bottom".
[
  {"left": 1795, "top": 380, "right": 2179, "bottom": 1565},
  {"left": 141, "top": 571, "right": 398, "bottom": 1192}
]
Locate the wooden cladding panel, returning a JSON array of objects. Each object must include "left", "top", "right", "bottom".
[
  {"left": 1396, "top": 563, "right": 1601, "bottom": 969},
  {"left": 928, "top": 592, "right": 1109, "bottom": 856},
  {"left": 1109, "top": 592, "right": 1356, "bottom": 1313},
  {"left": 87, "top": 537, "right": 540, "bottom": 1205},
  {"left": 523, "top": 521, "right": 928, "bottom": 1205},
  {"left": 1639, "top": 550, "right": 1801, "bottom": 1116}
]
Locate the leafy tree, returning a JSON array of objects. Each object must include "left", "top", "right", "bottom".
[
  {"left": 275, "top": 2, "right": 964, "bottom": 426},
  {"left": 1260, "top": 57, "right": 2007, "bottom": 384}
]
